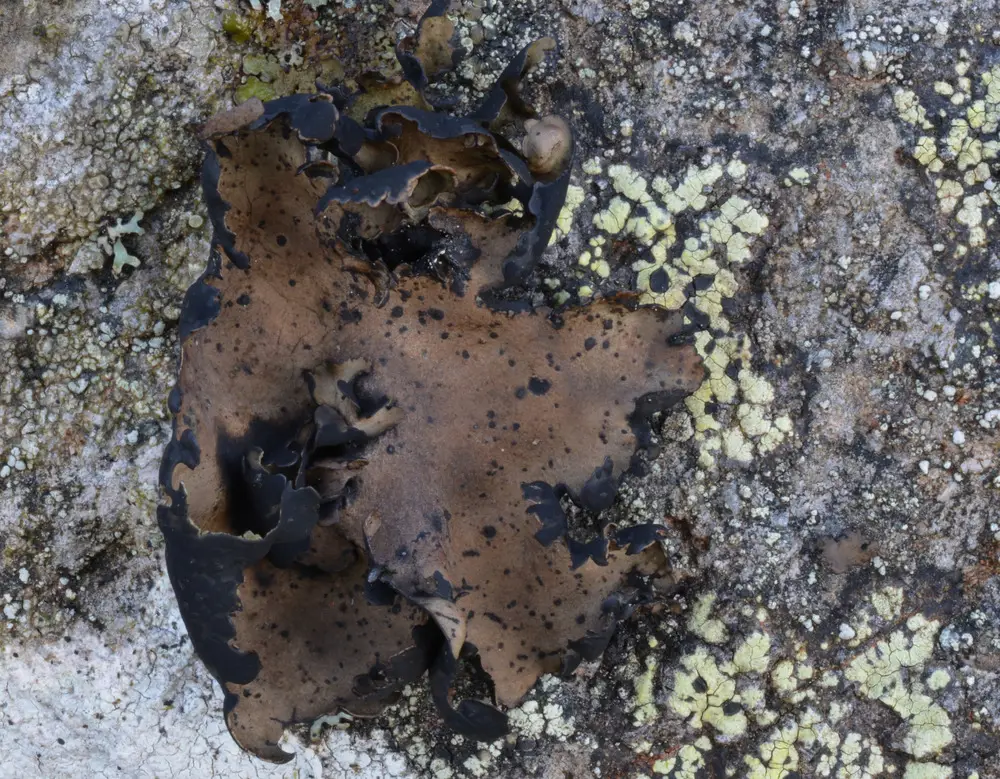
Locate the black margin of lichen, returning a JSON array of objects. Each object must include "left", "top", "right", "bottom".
[
  {"left": 394, "top": 0, "right": 462, "bottom": 96},
  {"left": 469, "top": 38, "right": 556, "bottom": 125},
  {"left": 315, "top": 160, "right": 438, "bottom": 213}
]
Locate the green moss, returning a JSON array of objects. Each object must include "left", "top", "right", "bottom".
[
  {"left": 242, "top": 53, "right": 283, "bottom": 81},
  {"left": 235, "top": 76, "right": 277, "bottom": 103},
  {"left": 222, "top": 12, "right": 254, "bottom": 44}
]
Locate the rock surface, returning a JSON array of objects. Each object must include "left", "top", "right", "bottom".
[{"left": 2, "top": 0, "right": 999, "bottom": 777}]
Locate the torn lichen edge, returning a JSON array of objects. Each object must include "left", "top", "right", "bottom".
[
  {"left": 159, "top": 28, "right": 689, "bottom": 760},
  {"left": 394, "top": 0, "right": 463, "bottom": 97}
]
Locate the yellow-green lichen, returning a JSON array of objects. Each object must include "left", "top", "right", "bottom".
[
  {"left": 608, "top": 163, "right": 651, "bottom": 202},
  {"left": 894, "top": 89, "right": 932, "bottom": 128},
  {"left": 668, "top": 649, "right": 748, "bottom": 738},
  {"left": 926, "top": 669, "right": 950, "bottom": 691},
  {"left": 914, "top": 137, "right": 943, "bottom": 172},
  {"left": 771, "top": 660, "right": 798, "bottom": 695},
  {"left": 550, "top": 184, "right": 585, "bottom": 244},
  {"left": 727, "top": 158, "right": 748, "bottom": 179},
  {"left": 581, "top": 157, "right": 602, "bottom": 176},
  {"left": 688, "top": 593, "right": 728, "bottom": 644},
  {"left": 956, "top": 192, "right": 989, "bottom": 246},
  {"left": 720, "top": 428, "right": 752, "bottom": 462},
  {"left": 507, "top": 685, "right": 575, "bottom": 742},
  {"left": 845, "top": 615, "right": 952, "bottom": 759},
  {"left": 787, "top": 167, "right": 811, "bottom": 185},
  {"left": 592, "top": 259, "right": 611, "bottom": 278},
  {"left": 705, "top": 195, "right": 769, "bottom": 264},
  {"left": 633, "top": 637, "right": 661, "bottom": 726},
  {"left": 585, "top": 156, "right": 776, "bottom": 468},
  {"left": 730, "top": 632, "right": 772, "bottom": 674},
  {"left": 815, "top": 729, "right": 885, "bottom": 778},
  {"left": 936, "top": 179, "right": 964, "bottom": 213},
  {"left": 654, "top": 589, "right": 962, "bottom": 779},
  {"left": 744, "top": 720, "right": 800, "bottom": 778},
  {"left": 870, "top": 586, "right": 904, "bottom": 621},
  {"left": 593, "top": 195, "right": 632, "bottom": 234},
  {"left": 900, "top": 60, "right": 1000, "bottom": 251},
  {"left": 682, "top": 333, "right": 789, "bottom": 466},
  {"left": 652, "top": 737, "right": 711, "bottom": 776},
  {"left": 967, "top": 99, "right": 987, "bottom": 128},
  {"left": 657, "top": 164, "right": 724, "bottom": 213},
  {"left": 903, "top": 764, "right": 953, "bottom": 779}
]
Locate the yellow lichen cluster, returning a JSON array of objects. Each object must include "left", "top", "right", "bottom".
[
  {"left": 668, "top": 646, "right": 753, "bottom": 739},
  {"left": 845, "top": 615, "right": 953, "bottom": 760},
  {"left": 896, "top": 52, "right": 1000, "bottom": 250},
  {"left": 652, "top": 737, "right": 711, "bottom": 777},
  {"left": 579, "top": 159, "right": 768, "bottom": 324},
  {"left": 688, "top": 593, "right": 728, "bottom": 644},
  {"left": 557, "top": 156, "right": 781, "bottom": 467},
  {"left": 627, "top": 162, "right": 766, "bottom": 324},
  {"left": 633, "top": 637, "right": 661, "bottom": 726},
  {"left": 640, "top": 592, "right": 956, "bottom": 778},
  {"left": 551, "top": 184, "right": 586, "bottom": 243},
  {"left": 680, "top": 332, "right": 793, "bottom": 466}
]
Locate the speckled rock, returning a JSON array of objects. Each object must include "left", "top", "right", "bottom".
[{"left": 3, "top": 0, "right": 1000, "bottom": 777}]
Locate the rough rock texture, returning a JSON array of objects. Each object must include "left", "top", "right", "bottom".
[{"left": 2, "top": 0, "right": 1000, "bottom": 777}]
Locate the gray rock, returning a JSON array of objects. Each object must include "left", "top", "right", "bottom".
[{"left": 2, "top": 0, "right": 999, "bottom": 776}]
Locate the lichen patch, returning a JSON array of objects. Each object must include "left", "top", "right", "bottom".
[
  {"left": 158, "top": 16, "right": 704, "bottom": 761},
  {"left": 555, "top": 155, "right": 779, "bottom": 469}
]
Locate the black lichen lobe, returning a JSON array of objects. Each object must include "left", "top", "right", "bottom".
[{"left": 159, "top": 4, "right": 704, "bottom": 764}]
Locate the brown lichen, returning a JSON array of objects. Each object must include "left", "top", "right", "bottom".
[
  {"left": 158, "top": 13, "right": 704, "bottom": 762},
  {"left": 821, "top": 530, "right": 877, "bottom": 574}
]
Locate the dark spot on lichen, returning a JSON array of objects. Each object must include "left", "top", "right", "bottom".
[
  {"left": 527, "top": 377, "right": 551, "bottom": 396},
  {"left": 648, "top": 267, "right": 669, "bottom": 293}
]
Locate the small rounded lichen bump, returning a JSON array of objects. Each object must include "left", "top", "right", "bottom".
[
  {"left": 522, "top": 115, "right": 572, "bottom": 178},
  {"left": 158, "top": 4, "right": 704, "bottom": 763}
]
